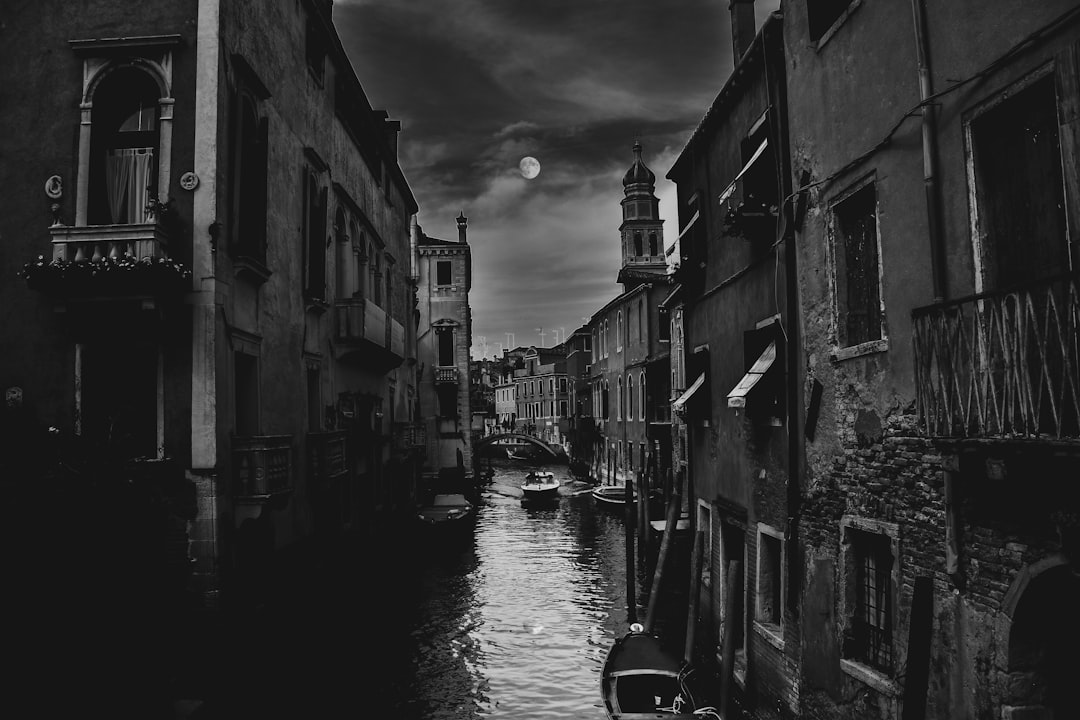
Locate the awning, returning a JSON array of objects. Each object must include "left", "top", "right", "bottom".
[
  {"left": 727, "top": 341, "right": 776, "bottom": 408},
  {"left": 718, "top": 137, "right": 769, "bottom": 205},
  {"left": 677, "top": 210, "right": 701, "bottom": 242},
  {"left": 673, "top": 372, "right": 706, "bottom": 414}
]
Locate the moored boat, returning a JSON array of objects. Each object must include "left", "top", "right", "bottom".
[
  {"left": 591, "top": 484, "right": 635, "bottom": 508},
  {"left": 520, "top": 471, "right": 560, "bottom": 502},
  {"left": 600, "top": 623, "right": 701, "bottom": 719},
  {"left": 416, "top": 493, "right": 476, "bottom": 535}
]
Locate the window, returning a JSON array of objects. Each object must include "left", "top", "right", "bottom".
[
  {"left": 334, "top": 208, "right": 349, "bottom": 298},
  {"left": 303, "top": 169, "right": 328, "bottom": 300},
  {"left": 560, "top": 400, "right": 568, "bottom": 416},
  {"left": 842, "top": 520, "right": 897, "bottom": 674},
  {"left": 649, "top": 232, "right": 659, "bottom": 256},
  {"left": 385, "top": 259, "right": 394, "bottom": 317},
  {"left": 634, "top": 231, "right": 643, "bottom": 256},
  {"left": 831, "top": 179, "right": 883, "bottom": 348},
  {"left": 559, "top": 377, "right": 567, "bottom": 393},
  {"left": 627, "top": 375, "right": 635, "bottom": 421},
  {"left": 719, "top": 520, "right": 747, "bottom": 662},
  {"left": 436, "top": 260, "right": 452, "bottom": 286},
  {"left": 639, "top": 298, "right": 645, "bottom": 339},
  {"left": 617, "top": 377, "right": 623, "bottom": 420},
  {"left": 969, "top": 73, "right": 1068, "bottom": 292},
  {"left": 352, "top": 225, "right": 365, "bottom": 297},
  {"left": 371, "top": 250, "right": 382, "bottom": 306},
  {"left": 235, "top": 351, "right": 259, "bottom": 437},
  {"left": 306, "top": 14, "right": 327, "bottom": 84},
  {"left": 617, "top": 311, "right": 623, "bottom": 352},
  {"left": 807, "top": 0, "right": 856, "bottom": 43},
  {"left": 639, "top": 372, "right": 646, "bottom": 421},
  {"left": 89, "top": 67, "right": 160, "bottom": 225},
  {"left": 437, "top": 328, "right": 454, "bottom": 366},
  {"left": 659, "top": 307, "right": 670, "bottom": 343},
  {"left": 230, "top": 93, "right": 269, "bottom": 262},
  {"left": 306, "top": 367, "right": 321, "bottom": 431},
  {"left": 756, "top": 525, "right": 784, "bottom": 637}
]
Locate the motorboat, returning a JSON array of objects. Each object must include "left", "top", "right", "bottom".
[
  {"left": 520, "top": 471, "right": 560, "bottom": 502},
  {"left": 600, "top": 623, "right": 701, "bottom": 719},
  {"left": 416, "top": 493, "right": 476, "bottom": 535}
]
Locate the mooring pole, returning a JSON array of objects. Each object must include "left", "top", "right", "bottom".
[
  {"left": 719, "top": 559, "right": 741, "bottom": 720},
  {"left": 624, "top": 476, "right": 637, "bottom": 624},
  {"left": 644, "top": 481, "right": 682, "bottom": 632},
  {"left": 684, "top": 529, "right": 705, "bottom": 665}
]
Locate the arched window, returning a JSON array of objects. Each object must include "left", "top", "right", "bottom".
[
  {"left": 602, "top": 381, "right": 610, "bottom": 419},
  {"left": 627, "top": 375, "right": 635, "bottom": 421},
  {"left": 89, "top": 67, "right": 160, "bottom": 225},
  {"left": 334, "top": 207, "right": 349, "bottom": 299},
  {"left": 633, "top": 231, "right": 643, "bottom": 256},
  {"left": 370, "top": 245, "right": 381, "bottom": 305},
  {"left": 617, "top": 311, "right": 623, "bottom": 352},
  {"left": 649, "top": 232, "right": 659, "bottom": 256},
  {"left": 352, "top": 224, "right": 365, "bottom": 297},
  {"left": 617, "top": 377, "right": 624, "bottom": 420},
  {"left": 640, "top": 372, "right": 647, "bottom": 421}
]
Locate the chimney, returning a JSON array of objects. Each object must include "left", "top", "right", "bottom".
[
  {"left": 456, "top": 211, "right": 468, "bottom": 243},
  {"left": 730, "top": 0, "right": 756, "bottom": 64}
]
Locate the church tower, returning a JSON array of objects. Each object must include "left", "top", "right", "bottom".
[{"left": 618, "top": 141, "right": 667, "bottom": 291}]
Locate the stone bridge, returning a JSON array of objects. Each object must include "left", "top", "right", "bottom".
[{"left": 475, "top": 432, "right": 564, "bottom": 459}]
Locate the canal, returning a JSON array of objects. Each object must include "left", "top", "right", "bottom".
[{"left": 162, "top": 459, "right": 705, "bottom": 720}]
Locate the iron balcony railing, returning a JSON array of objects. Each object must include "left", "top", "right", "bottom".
[
  {"left": 912, "top": 273, "right": 1080, "bottom": 439},
  {"left": 435, "top": 367, "right": 459, "bottom": 384},
  {"left": 232, "top": 435, "right": 293, "bottom": 500}
]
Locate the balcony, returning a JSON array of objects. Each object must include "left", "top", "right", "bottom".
[
  {"left": 435, "top": 367, "right": 460, "bottom": 384},
  {"left": 393, "top": 422, "right": 427, "bottom": 455},
  {"left": 307, "top": 430, "right": 348, "bottom": 484},
  {"left": 232, "top": 435, "right": 293, "bottom": 505},
  {"left": 912, "top": 273, "right": 1080, "bottom": 440},
  {"left": 333, "top": 297, "right": 405, "bottom": 370},
  {"left": 19, "top": 223, "right": 190, "bottom": 300}
]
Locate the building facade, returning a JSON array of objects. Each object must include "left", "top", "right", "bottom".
[
  {"left": 415, "top": 213, "right": 475, "bottom": 487},
  {"left": 2, "top": 0, "right": 422, "bottom": 612},
  {"left": 784, "top": 2, "right": 1080, "bottom": 719}
]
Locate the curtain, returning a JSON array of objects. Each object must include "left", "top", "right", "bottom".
[{"left": 106, "top": 147, "right": 154, "bottom": 224}]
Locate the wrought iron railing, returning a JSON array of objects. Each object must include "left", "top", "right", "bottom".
[
  {"left": 393, "top": 422, "right": 427, "bottom": 453},
  {"left": 232, "top": 435, "right": 292, "bottom": 499},
  {"left": 435, "top": 367, "right": 459, "bottom": 383},
  {"left": 912, "top": 273, "right": 1080, "bottom": 439},
  {"left": 307, "top": 430, "right": 347, "bottom": 483}
]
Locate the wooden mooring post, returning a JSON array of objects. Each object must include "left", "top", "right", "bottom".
[
  {"left": 644, "top": 480, "right": 682, "bottom": 632},
  {"left": 684, "top": 529, "right": 705, "bottom": 665},
  {"left": 624, "top": 476, "right": 637, "bottom": 624}
]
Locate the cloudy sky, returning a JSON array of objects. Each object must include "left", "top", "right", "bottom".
[{"left": 334, "top": 0, "right": 781, "bottom": 358}]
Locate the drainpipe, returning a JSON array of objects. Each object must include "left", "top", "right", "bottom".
[{"left": 912, "top": 0, "right": 947, "bottom": 303}]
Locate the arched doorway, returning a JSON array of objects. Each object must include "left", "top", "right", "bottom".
[{"left": 1006, "top": 563, "right": 1080, "bottom": 718}]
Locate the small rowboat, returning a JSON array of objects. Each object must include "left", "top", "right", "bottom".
[
  {"left": 600, "top": 623, "right": 701, "bottom": 719},
  {"left": 520, "top": 471, "right": 560, "bottom": 502},
  {"left": 591, "top": 484, "right": 635, "bottom": 508}
]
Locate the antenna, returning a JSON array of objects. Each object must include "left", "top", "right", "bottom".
[
  {"left": 536, "top": 327, "right": 547, "bottom": 346},
  {"left": 559, "top": 327, "right": 566, "bottom": 345},
  {"left": 505, "top": 332, "right": 515, "bottom": 349}
]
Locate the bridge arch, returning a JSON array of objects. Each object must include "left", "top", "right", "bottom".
[{"left": 475, "top": 432, "right": 563, "bottom": 458}]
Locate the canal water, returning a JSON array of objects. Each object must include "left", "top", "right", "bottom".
[{"left": 183, "top": 460, "right": 696, "bottom": 720}]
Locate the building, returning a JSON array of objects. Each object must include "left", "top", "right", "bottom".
[
  {"left": 667, "top": 6, "right": 798, "bottom": 717},
  {"left": 512, "top": 345, "right": 570, "bottom": 447},
  {"left": 415, "top": 213, "right": 475, "bottom": 488},
  {"left": 2, "top": 0, "right": 422, "bottom": 606},
  {"left": 586, "top": 143, "right": 674, "bottom": 489},
  {"left": 564, "top": 325, "right": 596, "bottom": 474},
  {"left": 784, "top": 2, "right": 1080, "bottom": 719}
]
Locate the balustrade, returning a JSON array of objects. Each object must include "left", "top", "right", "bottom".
[{"left": 233, "top": 435, "right": 293, "bottom": 500}]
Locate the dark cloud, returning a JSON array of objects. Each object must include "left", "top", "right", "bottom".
[{"left": 333, "top": 0, "right": 779, "bottom": 356}]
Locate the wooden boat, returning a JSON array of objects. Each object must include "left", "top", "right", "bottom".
[
  {"left": 506, "top": 447, "right": 538, "bottom": 462},
  {"left": 416, "top": 493, "right": 476, "bottom": 533},
  {"left": 520, "top": 471, "right": 560, "bottom": 502},
  {"left": 592, "top": 484, "right": 635, "bottom": 507},
  {"left": 600, "top": 623, "right": 701, "bottom": 719}
]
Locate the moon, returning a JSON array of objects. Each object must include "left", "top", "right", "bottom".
[{"left": 519, "top": 156, "right": 540, "bottom": 180}]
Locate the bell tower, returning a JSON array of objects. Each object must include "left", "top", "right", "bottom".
[{"left": 618, "top": 141, "right": 667, "bottom": 291}]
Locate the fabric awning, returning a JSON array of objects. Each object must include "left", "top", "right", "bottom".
[
  {"left": 727, "top": 341, "right": 776, "bottom": 408},
  {"left": 677, "top": 210, "right": 701, "bottom": 242},
  {"left": 718, "top": 137, "right": 769, "bottom": 205},
  {"left": 673, "top": 372, "right": 706, "bottom": 414}
]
